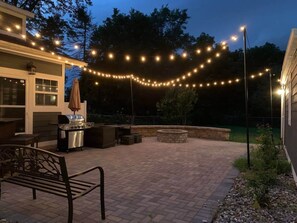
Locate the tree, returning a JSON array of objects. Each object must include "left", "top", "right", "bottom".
[
  {"left": 37, "top": 14, "right": 69, "bottom": 53},
  {"left": 68, "top": 5, "right": 94, "bottom": 61},
  {"left": 157, "top": 88, "right": 197, "bottom": 124},
  {"left": 82, "top": 6, "right": 195, "bottom": 114}
]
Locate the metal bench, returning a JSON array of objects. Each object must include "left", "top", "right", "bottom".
[{"left": 0, "top": 145, "right": 105, "bottom": 223}]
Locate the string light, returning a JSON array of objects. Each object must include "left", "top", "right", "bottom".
[
  {"left": 108, "top": 53, "right": 114, "bottom": 59},
  {"left": 86, "top": 67, "right": 272, "bottom": 89},
  {"left": 141, "top": 56, "right": 146, "bottom": 62},
  {"left": 169, "top": 54, "right": 175, "bottom": 60},
  {"left": 125, "top": 55, "right": 131, "bottom": 61}
]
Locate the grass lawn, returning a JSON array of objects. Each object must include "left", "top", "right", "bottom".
[{"left": 219, "top": 126, "right": 281, "bottom": 144}]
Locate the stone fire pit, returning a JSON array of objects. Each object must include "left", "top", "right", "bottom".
[{"left": 157, "top": 129, "right": 188, "bottom": 143}]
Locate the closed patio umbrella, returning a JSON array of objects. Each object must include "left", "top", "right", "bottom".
[{"left": 68, "top": 78, "right": 81, "bottom": 114}]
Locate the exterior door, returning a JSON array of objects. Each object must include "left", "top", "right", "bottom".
[{"left": 0, "top": 76, "right": 26, "bottom": 132}]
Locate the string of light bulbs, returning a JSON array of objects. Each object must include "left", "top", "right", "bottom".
[
  {"left": 5, "top": 22, "right": 244, "bottom": 67},
  {"left": 91, "top": 67, "right": 279, "bottom": 89},
  {"left": 82, "top": 44, "right": 228, "bottom": 86}
]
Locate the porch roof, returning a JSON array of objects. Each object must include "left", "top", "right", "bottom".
[{"left": 0, "top": 39, "right": 87, "bottom": 68}]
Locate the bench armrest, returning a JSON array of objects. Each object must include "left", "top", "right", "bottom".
[{"left": 68, "top": 166, "right": 104, "bottom": 179}]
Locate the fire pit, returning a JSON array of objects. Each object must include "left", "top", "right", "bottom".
[{"left": 157, "top": 129, "right": 188, "bottom": 143}]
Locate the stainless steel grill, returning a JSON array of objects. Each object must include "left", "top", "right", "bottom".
[{"left": 57, "top": 115, "right": 93, "bottom": 152}]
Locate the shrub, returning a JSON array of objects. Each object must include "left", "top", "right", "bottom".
[{"left": 233, "top": 125, "right": 291, "bottom": 208}]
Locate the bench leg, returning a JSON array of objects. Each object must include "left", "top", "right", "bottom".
[
  {"left": 67, "top": 198, "right": 73, "bottom": 223},
  {"left": 100, "top": 185, "right": 105, "bottom": 220},
  {"left": 32, "top": 188, "right": 36, "bottom": 199}
]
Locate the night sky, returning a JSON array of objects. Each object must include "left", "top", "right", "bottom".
[{"left": 91, "top": 0, "right": 297, "bottom": 50}]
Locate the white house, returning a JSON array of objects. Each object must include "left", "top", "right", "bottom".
[
  {"left": 280, "top": 28, "right": 297, "bottom": 182},
  {"left": 0, "top": 2, "right": 87, "bottom": 145}
]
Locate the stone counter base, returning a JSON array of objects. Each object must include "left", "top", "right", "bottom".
[{"left": 131, "top": 125, "right": 230, "bottom": 141}]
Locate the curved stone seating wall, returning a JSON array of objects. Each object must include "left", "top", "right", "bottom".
[
  {"left": 131, "top": 125, "right": 230, "bottom": 141},
  {"left": 157, "top": 129, "right": 188, "bottom": 143}
]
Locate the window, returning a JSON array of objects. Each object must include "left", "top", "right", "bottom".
[
  {"left": 0, "top": 77, "right": 26, "bottom": 132},
  {"left": 35, "top": 78, "right": 58, "bottom": 106}
]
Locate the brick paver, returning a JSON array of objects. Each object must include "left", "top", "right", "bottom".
[{"left": 0, "top": 137, "right": 245, "bottom": 222}]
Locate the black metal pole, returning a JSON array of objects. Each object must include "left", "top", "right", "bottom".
[
  {"left": 243, "top": 27, "right": 250, "bottom": 168},
  {"left": 130, "top": 76, "right": 135, "bottom": 125},
  {"left": 269, "top": 71, "right": 273, "bottom": 128}
]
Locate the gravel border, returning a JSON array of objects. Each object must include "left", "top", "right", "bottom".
[{"left": 213, "top": 173, "right": 297, "bottom": 223}]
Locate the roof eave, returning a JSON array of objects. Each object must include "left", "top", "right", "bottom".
[
  {"left": 0, "top": 40, "right": 87, "bottom": 67},
  {"left": 281, "top": 29, "right": 297, "bottom": 84}
]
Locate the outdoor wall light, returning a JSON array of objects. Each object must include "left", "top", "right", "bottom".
[{"left": 27, "top": 62, "right": 36, "bottom": 75}]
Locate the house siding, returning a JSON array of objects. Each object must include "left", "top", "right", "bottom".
[
  {"left": 285, "top": 67, "right": 297, "bottom": 174},
  {"left": 33, "top": 112, "right": 60, "bottom": 142},
  {"left": 0, "top": 52, "right": 62, "bottom": 76}
]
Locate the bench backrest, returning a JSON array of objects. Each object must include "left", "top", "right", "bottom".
[{"left": 0, "top": 145, "right": 67, "bottom": 182}]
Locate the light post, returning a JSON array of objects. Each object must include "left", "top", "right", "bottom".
[
  {"left": 242, "top": 26, "right": 250, "bottom": 168},
  {"left": 266, "top": 68, "right": 273, "bottom": 128},
  {"left": 266, "top": 68, "right": 275, "bottom": 142},
  {"left": 130, "top": 76, "right": 135, "bottom": 125}
]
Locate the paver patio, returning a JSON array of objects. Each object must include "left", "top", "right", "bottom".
[{"left": 0, "top": 137, "right": 245, "bottom": 223}]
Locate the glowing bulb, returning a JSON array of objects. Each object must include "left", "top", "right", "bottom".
[
  {"left": 182, "top": 52, "right": 187, "bottom": 58},
  {"left": 240, "top": 26, "right": 246, "bottom": 31},
  {"left": 187, "top": 72, "right": 191, "bottom": 77},
  {"left": 236, "top": 78, "right": 240, "bottom": 82},
  {"left": 6, "top": 27, "right": 11, "bottom": 32},
  {"left": 221, "top": 41, "right": 227, "bottom": 45},
  {"left": 193, "top": 68, "right": 198, "bottom": 73},
  {"left": 91, "top": 50, "right": 97, "bottom": 55},
  {"left": 207, "top": 59, "right": 212, "bottom": 63},
  {"left": 182, "top": 75, "right": 186, "bottom": 79},
  {"left": 169, "top": 54, "right": 175, "bottom": 60},
  {"left": 265, "top": 68, "right": 270, "bottom": 72},
  {"left": 155, "top": 56, "right": 160, "bottom": 62},
  {"left": 141, "top": 56, "right": 146, "bottom": 62},
  {"left": 221, "top": 81, "right": 225, "bottom": 85},
  {"left": 207, "top": 83, "right": 210, "bottom": 87},
  {"left": 21, "top": 34, "right": 26, "bottom": 39},
  {"left": 95, "top": 82, "right": 99, "bottom": 86},
  {"left": 199, "top": 84, "right": 203, "bottom": 87},
  {"left": 74, "top": 45, "right": 79, "bottom": 49},
  {"left": 186, "top": 84, "right": 189, "bottom": 88},
  {"left": 15, "top": 24, "right": 21, "bottom": 30},
  {"left": 31, "top": 41, "right": 36, "bottom": 46},
  {"left": 35, "top": 33, "right": 41, "bottom": 38},
  {"left": 259, "top": 72, "right": 263, "bottom": 76},
  {"left": 40, "top": 47, "right": 44, "bottom": 51},
  {"left": 192, "top": 84, "right": 196, "bottom": 87},
  {"left": 214, "top": 82, "right": 217, "bottom": 85},
  {"left": 108, "top": 53, "right": 114, "bottom": 59},
  {"left": 222, "top": 46, "right": 227, "bottom": 50},
  {"left": 216, "top": 53, "right": 220, "bottom": 57},
  {"left": 251, "top": 75, "right": 255, "bottom": 79},
  {"left": 200, "top": 64, "right": 204, "bottom": 68},
  {"left": 54, "top": 40, "right": 60, "bottom": 45},
  {"left": 277, "top": 89, "right": 284, "bottom": 95},
  {"left": 228, "top": 80, "right": 232, "bottom": 84},
  {"left": 231, "top": 35, "right": 238, "bottom": 41},
  {"left": 125, "top": 55, "right": 131, "bottom": 61},
  {"left": 207, "top": 46, "right": 212, "bottom": 52},
  {"left": 51, "top": 52, "right": 55, "bottom": 55}
]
